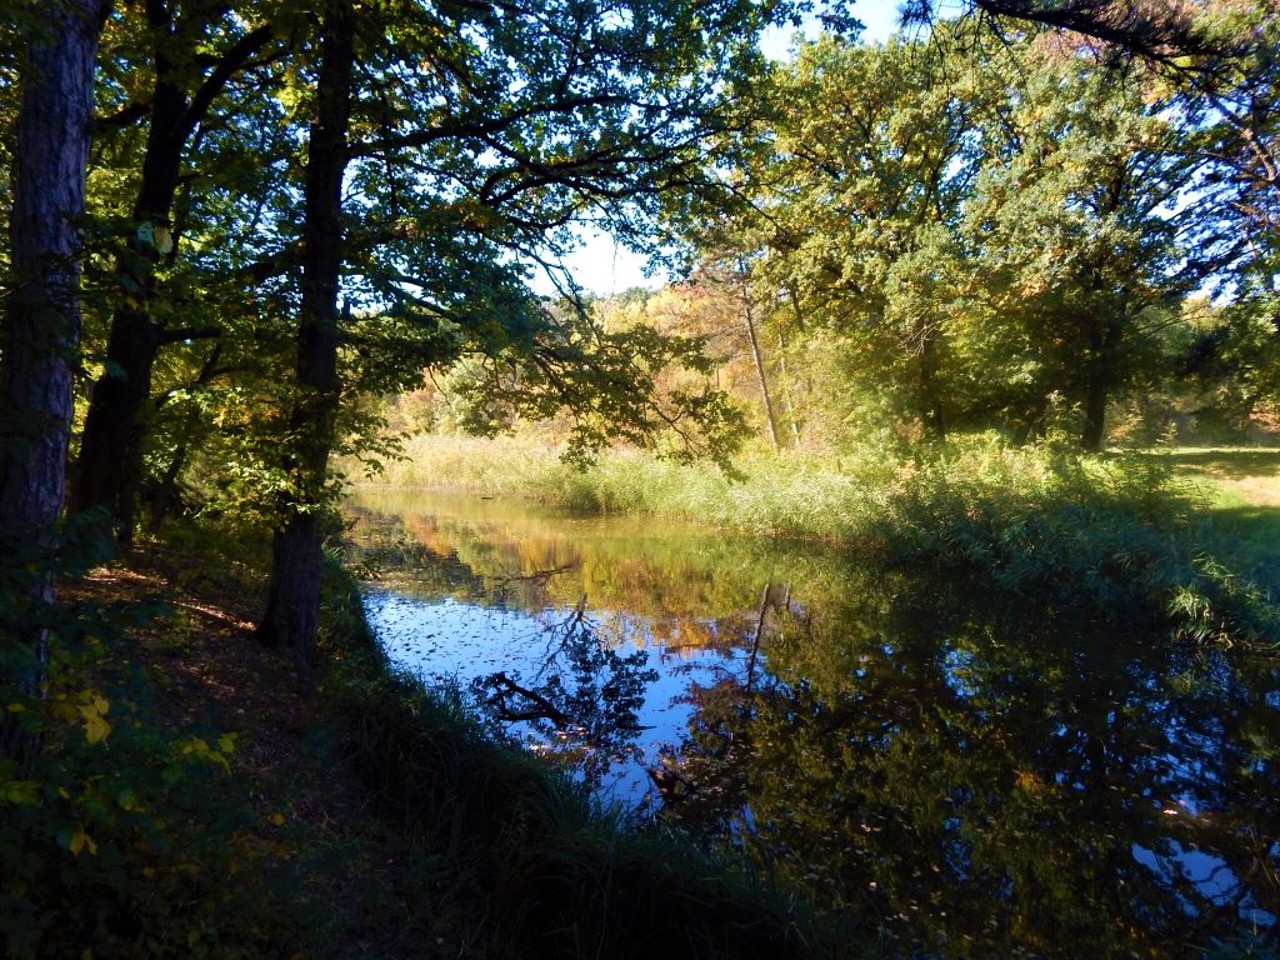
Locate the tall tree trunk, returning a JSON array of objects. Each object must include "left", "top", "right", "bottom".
[
  {"left": 775, "top": 327, "right": 802, "bottom": 446},
  {"left": 255, "top": 1, "right": 353, "bottom": 666},
  {"left": 0, "top": 0, "right": 108, "bottom": 768},
  {"left": 1079, "top": 310, "right": 1124, "bottom": 452},
  {"left": 1080, "top": 376, "right": 1108, "bottom": 452},
  {"left": 75, "top": 19, "right": 185, "bottom": 535},
  {"left": 919, "top": 333, "right": 946, "bottom": 442},
  {"left": 783, "top": 283, "right": 814, "bottom": 441},
  {"left": 76, "top": 309, "right": 160, "bottom": 539},
  {"left": 75, "top": 7, "right": 270, "bottom": 540}
]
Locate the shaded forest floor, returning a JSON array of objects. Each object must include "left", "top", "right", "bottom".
[
  {"left": 59, "top": 544, "right": 481, "bottom": 959},
  {"left": 34, "top": 533, "right": 822, "bottom": 960}
]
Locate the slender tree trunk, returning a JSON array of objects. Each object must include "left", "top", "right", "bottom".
[
  {"left": 0, "top": 0, "right": 108, "bottom": 767},
  {"left": 737, "top": 263, "right": 779, "bottom": 450},
  {"left": 919, "top": 334, "right": 946, "bottom": 442},
  {"left": 775, "top": 327, "right": 802, "bottom": 446},
  {"left": 255, "top": 1, "right": 354, "bottom": 666},
  {"left": 743, "top": 582, "right": 770, "bottom": 696},
  {"left": 784, "top": 282, "right": 814, "bottom": 439}
]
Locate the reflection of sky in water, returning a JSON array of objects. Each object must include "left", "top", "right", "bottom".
[
  {"left": 363, "top": 587, "right": 745, "bottom": 805},
  {"left": 1133, "top": 840, "right": 1276, "bottom": 928}
]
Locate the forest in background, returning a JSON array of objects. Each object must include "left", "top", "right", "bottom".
[{"left": 389, "top": 14, "right": 1280, "bottom": 458}]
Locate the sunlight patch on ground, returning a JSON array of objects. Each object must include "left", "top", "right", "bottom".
[{"left": 1167, "top": 448, "right": 1280, "bottom": 508}]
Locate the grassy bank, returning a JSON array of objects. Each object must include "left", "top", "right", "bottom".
[
  {"left": 0, "top": 524, "right": 843, "bottom": 959},
  {"left": 353, "top": 434, "right": 1280, "bottom": 651},
  {"left": 1157, "top": 447, "right": 1280, "bottom": 597}
]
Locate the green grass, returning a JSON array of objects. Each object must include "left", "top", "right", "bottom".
[
  {"left": 1157, "top": 447, "right": 1280, "bottom": 506},
  {"left": 348, "top": 433, "right": 901, "bottom": 536},
  {"left": 1151, "top": 448, "right": 1280, "bottom": 599}
]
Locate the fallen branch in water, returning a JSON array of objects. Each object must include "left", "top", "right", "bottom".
[{"left": 482, "top": 671, "right": 571, "bottom": 726}]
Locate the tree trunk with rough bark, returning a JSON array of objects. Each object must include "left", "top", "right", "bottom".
[
  {"left": 76, "top": 309, "right": 160, "bottom": 538},
  {"left": 0, "top": 0, "right": 108, "bottom": 768},
  {"left": 1080, "top": 369, "right": 1110, "bottom": 452},
  {"left": 255, "top": 1, "right": 353, "bottom": 667},
  {"left": 1079, "top": 301, "right": 1125, "bottom": 453}
]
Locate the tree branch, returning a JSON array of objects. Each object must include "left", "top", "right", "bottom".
[
  {"left": 178, "top": 24, "right": 275, "bottom": 141},
  {"left": 92, "top": 100, "right": 151, "bottom": 135}
]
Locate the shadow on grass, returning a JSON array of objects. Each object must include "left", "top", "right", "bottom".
[
  {"left": 1159, "top": 449, "right": 1280, "bottom": 479},
  {"left": 1203, "top": 504, "right": 1280, "bottom": 542},
  {"left": 1198, "top": 504, "right": 1280, "bottom": 595}
]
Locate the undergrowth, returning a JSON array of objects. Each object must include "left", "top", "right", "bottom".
[{"left": 0, "top": 528, "right": 294, "bottom": 958}]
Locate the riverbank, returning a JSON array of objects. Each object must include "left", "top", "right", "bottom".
[
  {"left": 1, "top": 527, "right": 839, "bottom": 959},
  {"left": 352, "top": 435, "right": 1280, "bottom": 652},
  {"left": 10, "top": 436, "right": 1276, "bottom": 956}
]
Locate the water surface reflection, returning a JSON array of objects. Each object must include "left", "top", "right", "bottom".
[{"left": 347, "top": 489, "right": 1280, "bottom": 958}]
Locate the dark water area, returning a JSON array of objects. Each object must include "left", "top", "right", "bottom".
[{"left": 346, "top": 488, "right": 1280, "bottom": 959}]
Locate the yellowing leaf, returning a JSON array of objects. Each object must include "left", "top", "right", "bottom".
[
  {"left": 68, "top": 827, "right": 98, "bottom": 856},
  {"left": 1, "top": 780, "right": 40, "bottom": 805},
  {"left": 78, "top": 702, "right": 112, "bottom": 745},
  {"left": 153, "top": 224, "right": 174, "bottom": 254}
]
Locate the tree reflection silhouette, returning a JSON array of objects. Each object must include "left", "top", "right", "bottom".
[{"left": 663, "top": 570, "right": 1280, "bottom": 959}]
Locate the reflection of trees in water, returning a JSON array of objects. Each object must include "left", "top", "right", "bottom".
[
  {"left": 348, "top": 496, "right": 1280, "bottom": 955},
  {"left": 345, "top": 500, "right": 840, "bottom": 645},
  {"left": 469, "top": 605, "right": 658, "bottom": 789},
  {"left": 662, "top": 572, "right": 1280, "bottom": 959}
]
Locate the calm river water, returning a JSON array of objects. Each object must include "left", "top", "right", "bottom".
[{"left": 347, "top": 488, "right": 1280, "bottom": 959}]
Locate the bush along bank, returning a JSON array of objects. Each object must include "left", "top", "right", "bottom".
[{"left": 858, "top": 447, "right": 1280, "bottom": 652}]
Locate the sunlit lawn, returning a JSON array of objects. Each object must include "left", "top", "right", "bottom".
[{"left": 1161, "top": 447, "right": 1280, "bottom": 596}]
